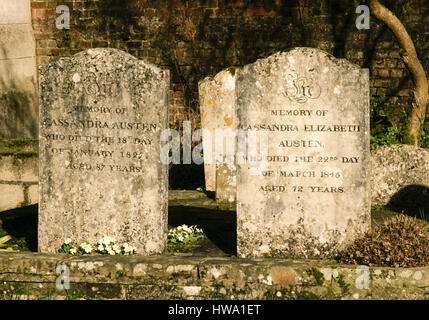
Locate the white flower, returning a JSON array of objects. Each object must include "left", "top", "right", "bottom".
[
  {"left": 81, "top": 242, "right": 92, "bottom": 254},
  {"left": 113, "top": 244, "right": 121, "bottom": 254},
  {"left": 102, "top": 236, "right": 116, "bottom": 246},
  {"left": 70, "top": 247, "right": 77, "bottom": 255},
  {"left": 64, "top": 238, "right": 72, "bottom": 245}
]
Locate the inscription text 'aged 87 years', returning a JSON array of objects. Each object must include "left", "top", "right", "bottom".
[{"left": 38, "top": 48, "right": 169, "bottom": 254}]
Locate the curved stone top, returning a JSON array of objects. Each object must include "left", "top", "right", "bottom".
[
  {"left": 39, "top": 48, "right": 163, "bottom": 74},
  {"left": 38, "top": 48, "right": 169, "bottom": 113},
  {"left": 246, "top": 47, "right": 363, "bottom": 72}
]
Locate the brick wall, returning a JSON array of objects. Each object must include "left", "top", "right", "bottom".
[{"left": 30, "top": 0, "right": 429, "bottom": 129}]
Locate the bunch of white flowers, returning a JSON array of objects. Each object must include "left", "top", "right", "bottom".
[
  {"left": 58, "top": 237, "right": 137, "bottom": 256},
  {"left": 168, "top": 224, "right": 206, "bottom": 244},
  {"left": 95, "top": 237, "right": 137, "bottom": 255}
]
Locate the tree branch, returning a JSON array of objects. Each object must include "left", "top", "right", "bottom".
[{"left": 369, "top": 0, "right": 428, "bottom": 146}]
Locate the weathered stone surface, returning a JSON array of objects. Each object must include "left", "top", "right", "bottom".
[
  {"left": 0, "top": 0, "right": 38, "bottom": 138},
  {"left": 38, "top": 48, "right": 169, "bottom": 254},
  {"left": 0, "top": 184, "right": 25, "bottom": 211},
  {"left": 236, "top": 48, "right": 371, "bottom": 258},
  {"left": 199, "top": 69, "right": 237, "bottom": 201},
  {"left": 0, "top": 139, "right": 38, "bottom": 211},
  {"left": 1, "top": 252, "right": 429, "bottom": 300},
  {"left": 27, "top": 184, "right": 38, "bottom": 205},
  {"left": 0, "top": 0, "right": 31, "bottom": 24},
  {"left": 371, "top": 144, "right": 429, "bottom": 208}
]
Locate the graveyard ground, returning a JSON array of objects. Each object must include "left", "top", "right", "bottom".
[{"left": 0, "top": 190, "right": 428, "bottom": 300}]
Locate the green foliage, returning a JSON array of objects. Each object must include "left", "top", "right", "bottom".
[
  {"left": 306, "top": 267, "right": 324, "bottom": 286},
  {"left": 16, "top": 237, "right": 27, "bottom": 249},
  {"left": 17, "top": 201, "right": 29, "bottom": 208},
  {"left": 338, "top": 214, "right": 429, "bottom": 267},
  {"left": 420, "top": 121, "right": 429, "bottom": 148},
  {"left": 370, "top": 96, "right": 404, "bottom": 149},
  {"left": 0, "top": 235, "right": 18, "bottom": 253}
]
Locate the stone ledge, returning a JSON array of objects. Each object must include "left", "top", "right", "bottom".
[{"left": 0, "top": 252, "right": 428, "bottom": 300}]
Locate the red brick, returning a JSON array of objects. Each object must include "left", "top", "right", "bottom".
[
  {"left": 398, "top": 90, "right": 410, "bottom": 97},
  {"left": 168, "top": 0, "right": 186, "bottom": 8},
  {"left": 35, "top": 32, "right": 49, "bottom": 40},
  {"left": 389, "top": 51, "right": 401, "bottom": 58},
  {"left": 376, "top": 69, "right": 390, "bottom": 77},
  {"left": 31, "top": 8, "right": 55, "bottom": 18},
  {"left": 377, "top": 88, "right": 387, "bottom": 96},
  {"left": 31, "top": 2, "right": 47, "bottom": 9},
  {"left": 391, "top": 69, "right": 404, "bottom": 78},
  {"left": 386, "top": 60, "right": 397, "bottom": 68},
  {"left": 246, "top": 8, "right": 267, "bottom": 16},
  {"left": 372, "top": 60, "right": 385, "bottom": 68},
  {"left": 144, "top": 8, "right": 156, "bottom": 18}
]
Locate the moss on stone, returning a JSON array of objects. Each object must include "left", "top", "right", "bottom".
[
  {"left": 0, "top": 138, "right": 38, "bottom": 149},
  {"left": 306, "top": 267, "right": 324, "bottom": 286},
  {"left": 0, "top": 150, "right": 38, "bottom": 159},
  {"left": 17, "top": 201, "right": 29, "bottom": 208}
]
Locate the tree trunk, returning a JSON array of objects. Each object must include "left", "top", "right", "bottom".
[{"left": 369, "top": 0, "right": 428, "bottom": 146}]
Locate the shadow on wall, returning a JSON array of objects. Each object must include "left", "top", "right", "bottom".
[
  {"left": 0, "top": 204, "right": 38, "bottom": 252},
  {"left": 387, "top": 184, "right": 429, "bottom": 218},
  {"left": 0, "top": 46, "right": 39, "bottom": 138}
]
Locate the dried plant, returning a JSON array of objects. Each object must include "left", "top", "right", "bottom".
[{"left": 338, "top": 214, "right": 429, "bottom": 267}]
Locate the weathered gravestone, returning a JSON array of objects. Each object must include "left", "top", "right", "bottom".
[
  {"left": 236, "top": 48, "right": 370, "bottom": 258},
  {"left": 38, "top": 48, "right": 169, "bottom": 254},
  {"left": 199, "top": 69, "right": 237, "bottom": 205}
]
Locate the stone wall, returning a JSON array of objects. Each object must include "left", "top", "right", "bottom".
[
  {"left": 0, "top": 139, "right": 38, "bottom": 211},
  {"left": 371, "top": 144, "right": 429, "bottom": 208},
  {"left": 0, "top": 252, "right": 428, "bottom": 300},
  {"left": 0, "top": 0, "right": 38, "bottom": 138},
  {"left": 30, "top": 0, "right": 429, "bottom": 128}
]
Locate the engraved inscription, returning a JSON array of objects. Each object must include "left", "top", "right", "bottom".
[{"left": 283, "top": 73, "right": 322, "bottom": 103}]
